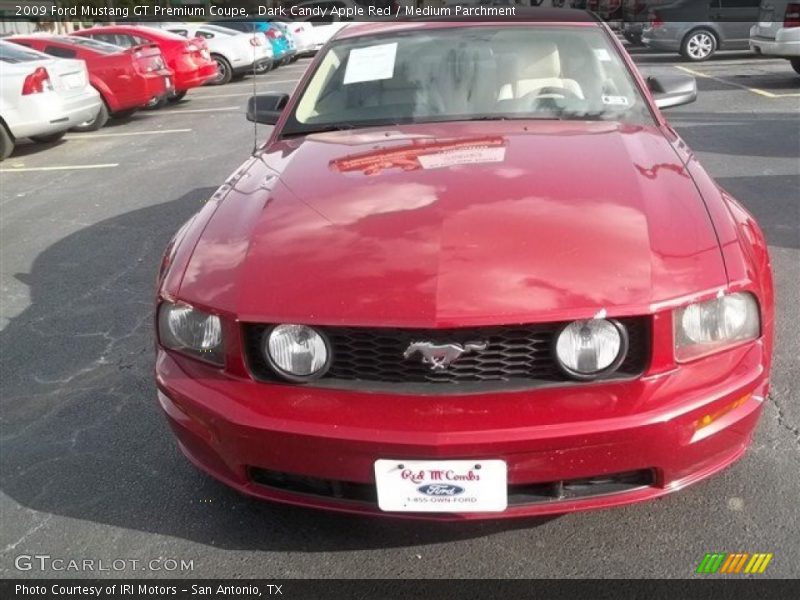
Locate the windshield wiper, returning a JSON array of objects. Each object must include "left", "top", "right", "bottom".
[{"left": 282, "top": 123, "right": 357, "bottom": 137}]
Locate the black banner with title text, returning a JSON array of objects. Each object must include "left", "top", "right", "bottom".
[
  {"left": 0, "top": 1, "right": 765, "bottom": 24},
  {"left": 2, "top": 579, "right": 799, "bottom": 600}
]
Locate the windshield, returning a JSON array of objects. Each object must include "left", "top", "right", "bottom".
[
  {"left": 55, "top": 36, "right": 121, "bottom": 54},
  {"left": 199, "top": 24, "right": 240, "bottom": 36},
  {"left": 0, "top": 41, "right": 50, "bottom": 63},
  {"left": 283, "top": 26, "right": 653, "bottom": 135}
]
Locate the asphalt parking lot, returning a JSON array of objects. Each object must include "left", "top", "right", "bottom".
[{"left": 1, "top": 50, "right": 798, "bottom": 579}]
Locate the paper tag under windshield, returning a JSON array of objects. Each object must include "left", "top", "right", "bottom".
[{"left": 343, "top": 43, "right": 398, "bottom": 85}]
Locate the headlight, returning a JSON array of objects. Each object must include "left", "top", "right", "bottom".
[
  {"left": 555, "top": 319, "right": 627, "bottom": 379},
  {"left": 264, "top": 324, "right": 330, "bottom": 382},
  {"left": 674, "top": 292, "right": 760, "bottom": 362},
  {"left": 158, "top": 301, "right": 224, "bottom": 366}
]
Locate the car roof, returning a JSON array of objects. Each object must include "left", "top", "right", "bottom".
[{"left": 337, "top": 8, "right": 598, "bottom": 40}]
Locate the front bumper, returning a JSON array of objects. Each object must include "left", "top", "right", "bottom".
[
  {"left": 641, "top": 34, "right": 681, "bottom": 52},
  {"left": 156, "top": 337, "right": 769, "bottom": 520},
  {"left": 750, "top": 30, "right": 800, "bottom": 58}
]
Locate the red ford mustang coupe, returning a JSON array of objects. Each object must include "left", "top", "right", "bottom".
[
  {"left": 72, "top": 26, "right": 217, "bottom": 102},
  {"left": 9, "top": 35, "right": 173, "bottom": 130},
  {"left": 155, "top": 12, "right": 774, "bottom": 519}
]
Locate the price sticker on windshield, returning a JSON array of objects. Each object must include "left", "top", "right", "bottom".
[
  {"left": 602, "top": 95, "right": 630, "bottom": 106},
  {"left": 343, "top": 42, "right": 398, "bottom": 85}
]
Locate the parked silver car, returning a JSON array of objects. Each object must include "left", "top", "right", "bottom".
[
  {"left": 642, "top": 0, "right": 761, "bottom": 61},
  {"left": 0, "top": 40, "right": 101, "bottom": 160},
  {"left": 750, "top": 0, "right": 800, "bottom": 74}
]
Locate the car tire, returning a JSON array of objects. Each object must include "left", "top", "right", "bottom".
[
  {"left": 71, "top": 101, "right": 109, "bottom": 132},
  {"left": 681, "top": 29, "right": 717, "bottom": 62},
  {"left": 30, "top": 131, "right": 66, "bottom": 144},
  {"left": 624, "top": 33, "right": 642, "bottom": 47},
  {"left": 791, "top": 58, "right": 800, "bottom": 75},
  {"left": 144, "top": 96, "right": 166, "bottom": 110},
  {"left": 112, "top": 108, "right": 137, "bottom": 120},
  {"left": 0, "top": 123, "right": 14, "bottom": 161},
  {"left": 209, "top": 54, "right": 232, "bottom": 85},
  {"left": 168, "top": 91, "right": 187, "bottom": 103}
]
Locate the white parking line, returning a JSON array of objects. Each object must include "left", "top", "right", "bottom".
[
  {"left": 676, "top": 65, "right": 800, "bottom": 99},
  {"left": 0, "top": 163, "right": 119, "bottom": 173},
  {"left": 189, "top": 90, "right": 296, "bottom": 100},
  {"left": 65, "top": 128, "right": 192, "bottom": 139},
  {"left": 159, "top": 106, "right": 240, "bottom": 114},
  {"left": 196, "top": 78, "right": 300, "bottom": 91}
]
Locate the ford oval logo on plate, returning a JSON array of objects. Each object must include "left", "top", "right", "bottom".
[{"left": 417, "top": 483, "right": 465, "bottom": 497}]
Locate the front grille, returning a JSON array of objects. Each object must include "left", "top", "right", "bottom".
[
  {"left": 243, "top": 317, "right": 650, "bottom": 392},
  {"left": 247, "top": 467, "right": 656, "bottom": 507}
]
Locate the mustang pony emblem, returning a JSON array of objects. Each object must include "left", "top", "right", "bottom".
[{"left": 403, "top": 341, "right": 489, "bottom": 371}]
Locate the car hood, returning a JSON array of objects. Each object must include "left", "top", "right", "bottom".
[{"left": 178, "top": 121, "right": 726, "bottom": 327}]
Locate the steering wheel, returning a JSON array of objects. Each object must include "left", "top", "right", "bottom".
[{"left": 522, "top": 86, "right": 583, "bottom": 109}]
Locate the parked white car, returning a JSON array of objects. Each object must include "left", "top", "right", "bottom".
[
  {"left": 0, "top": 40, "right": 101, "bottom": 161},
  {"left": 272, "top": 20, "right": 318, "bottom": 56},
  {"left": 285, "top": 0, "right": 353, "bottom": 50},
  {"left": 159, "top": 23, "right": 273, "bottom": 84},
  {"left": 750, "top": 0, "right": 800, "bottom": 74}
]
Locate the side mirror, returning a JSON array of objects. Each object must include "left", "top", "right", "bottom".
[
  {"left": 246, "top": 93, "right": 290, "bottom": 125},
  {"left": 648, "top": 74, "right": 697, "bottom": 110}
]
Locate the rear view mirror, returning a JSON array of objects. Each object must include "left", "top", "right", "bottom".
[
  {"left": 647, "top": 74, "right": 697, "bottom": 110},
  {"left": 246, "top": 93, "right": 290, "bottom": 125}
]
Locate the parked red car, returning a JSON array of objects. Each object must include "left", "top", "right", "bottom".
[
  {"left": 71, "top": 26, "right": 217, "bottom": 102},
  {"left": 155, "top": 12, "right": 774, "bottom": 519},
  {"left": 9, "top": 35, "right": 172, "bottom": 130}
]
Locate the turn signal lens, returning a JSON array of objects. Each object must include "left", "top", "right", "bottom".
[{"left": 695, "top": 394, "right": 752, "bottom": 431}]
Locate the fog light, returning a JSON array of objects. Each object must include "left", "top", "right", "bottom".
[
  {"left": 555, "top": 319, "right": 627, "bottom": 379},
  {"left": 264, "top": 324, "right": 330, "bottom": 382}
]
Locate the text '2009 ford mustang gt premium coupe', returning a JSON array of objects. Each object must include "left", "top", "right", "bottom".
[{"left": 154, "top": 12, "right": 774, "bottom": 519}]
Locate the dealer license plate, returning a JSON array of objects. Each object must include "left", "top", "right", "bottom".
[{"left": 374, "top": 459, "right": 507, "bottom": 513}]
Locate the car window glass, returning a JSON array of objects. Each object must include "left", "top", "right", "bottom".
[
  {"left": 61, "top": 36, "right": 119, "bottom": 54},
  {"left": 44, "top": 45, "right": 77, "bottom": 58},
  {"left": 200, "top": 25, "right": 238, "bottom": 36},
  {"left": 169, "top": 29, "right": 189, "bottom": 37},
  {"left": 287, "top": 26, "right": 654, "bottom": 134},
  {"left": 88, "top": 33, "right": 114, "bottom": 45},
  {"left": 114, "top": 35, "right": 135, "bottom": 48},
  {"left": 0, "top": 41, "right": 50, "bottom": 62}
]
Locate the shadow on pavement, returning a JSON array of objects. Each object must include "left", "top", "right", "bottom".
[{"left": 0, "top": 189, "right": 553, "bottom": 553}]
